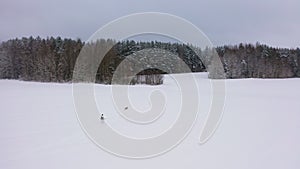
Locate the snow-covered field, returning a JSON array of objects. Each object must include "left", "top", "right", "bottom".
[{"left": 1, "top": 73, "right": 300, "bottom": 169}]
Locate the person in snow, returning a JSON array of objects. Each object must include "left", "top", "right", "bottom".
[{"left": 100, "top": 114, "right": 104, "bottom": 120}]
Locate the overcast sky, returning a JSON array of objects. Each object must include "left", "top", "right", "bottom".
[{"left": 0, "top": 0, "right": 299, "bottom": 48}]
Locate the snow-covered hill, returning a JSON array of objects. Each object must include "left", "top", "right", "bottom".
[{"left": 1, "top": 73, "right": 300, "bottom": 169}]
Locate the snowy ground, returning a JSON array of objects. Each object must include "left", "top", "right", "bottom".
[{"left": 0, "top": 73, "right": 300, "bottom": 169}]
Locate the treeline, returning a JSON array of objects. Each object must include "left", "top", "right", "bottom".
[
  {"left": 0, "top": 37, "right": 299, "bottom": 85},
  {"left": 0, "top": 37, "right": 205, "bottom": 84},
  {"left": 0, "top": 37, "right": 83, "bottom": 82},
  {"left": 217, "top": 43, "right": 300, "bottom": 78}
]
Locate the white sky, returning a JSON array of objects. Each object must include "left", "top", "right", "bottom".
[{"left": 0, "top": 0, "right": 299, "bottom": 48}]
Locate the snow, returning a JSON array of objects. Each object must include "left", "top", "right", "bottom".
[{"left": 0, "top": 73, "right": 300, "bottom": 169}]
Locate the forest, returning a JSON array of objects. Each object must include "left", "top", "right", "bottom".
[{"left": 0, "top": 37, "right": 299, "bottom": 85}]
